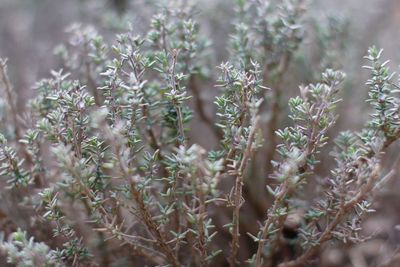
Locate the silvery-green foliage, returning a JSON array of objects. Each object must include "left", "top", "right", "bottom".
[
  {"left": 0, "top": 1, "right": 399, "bottom": 267},
  {"left": 0, "top": 229, "right": 60, "bottom": 267}
]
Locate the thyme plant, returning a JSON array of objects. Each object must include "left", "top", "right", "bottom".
[{"left": 0, "top": 1, "right": 399, "bottom": 267}]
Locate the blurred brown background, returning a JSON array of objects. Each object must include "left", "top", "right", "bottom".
[{"left": 1, "top": 0, "right": 400, "bottom": 126}]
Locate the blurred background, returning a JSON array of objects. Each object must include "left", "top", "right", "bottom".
[
  {"left": 1, "top": 0, "right": 400, "bottom": 266},
  {"left": 1, "top": 0, "right": 400, "bottom": 129}
]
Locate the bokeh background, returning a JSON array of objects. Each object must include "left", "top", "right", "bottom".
[
  {"left": 1, "top": 0, "right": 400, "bottom": 266},
  {"left": 2, "top": 0, "right": 400, "bottom": 132}
]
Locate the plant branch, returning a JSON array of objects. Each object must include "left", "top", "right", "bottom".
[{"left": 229, "top": 115, "right": 260, "bottom": 267}]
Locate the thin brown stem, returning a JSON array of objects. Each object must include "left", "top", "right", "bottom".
[
  {"left": 115, "top": 144, "right": 180, "bottom": 267},
  {"left": 264, "top": 52, "right": 292, "bottom": 177},
  {"left": 0, "top": 59, "right": 20, "bottom": 141},
  {"left": 188, "top": 75, "right": 222, "bottom": 140},
  {"left": 229, "top": 116, "right": 260, "bottom": 267},
  {"left": 195, "top": 168, "right": 210, "bottom": 267},
  {"left": 83, "top": 42, "right": 101, "bottom": 106}
]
